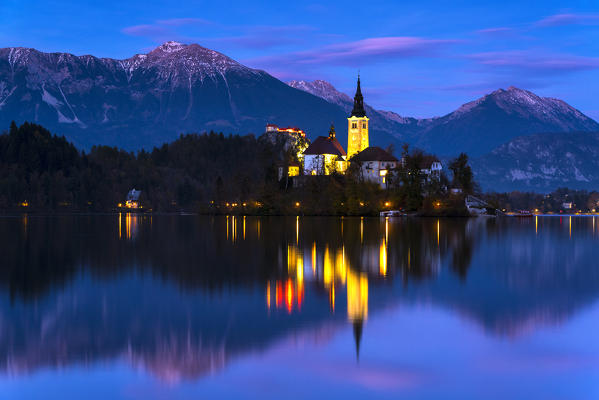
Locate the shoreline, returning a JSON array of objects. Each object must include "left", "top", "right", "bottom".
[{"left": 2, "top": 210, "right": 597, "bottom": 218}]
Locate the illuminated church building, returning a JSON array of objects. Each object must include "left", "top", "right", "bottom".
[
  {"left": 347, "top": 75, "right": 369, "bottom": 159},
  {"left": 300, "top": 76, "right": 371, "bottom": 176}
]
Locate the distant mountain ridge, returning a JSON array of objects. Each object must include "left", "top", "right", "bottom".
[
  {"left": 415, "top": 86, "right": 599, "bottom": 156},
  {"left": 471, "top": 131, "right": 599, "bottom": 192},
  {"left": 289, "top": 80, "right": 599, "bottom": 157},
  {"left": 0, "top": 42, "right": 399, "bottom": 149},
  {"left": 288, "top": 79, "right": 432, "bottom": 140},
  {"left": 2, "top": 41, "right": 599, "bottom": 191}
]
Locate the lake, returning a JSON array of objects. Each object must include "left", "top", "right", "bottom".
[{"left": 0, "top": 214, "right": 598, "bottom": 399}]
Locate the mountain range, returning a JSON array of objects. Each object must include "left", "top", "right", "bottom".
[
  {"left": 290, "top": 79, "right": 599, "bottom": 157},
  {"left": 1, "top": 41, "right": 599, "bottom": 191},
  {"left": 0, "top": 42, "right": 376, "bottom": 149},
  {"left": 470, "top": 132, "right": 599, "bottom": 192}
]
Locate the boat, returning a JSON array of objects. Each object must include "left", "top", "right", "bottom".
[
  {"left": 380, "top": 210, "right": 405, "bottom": 218},
  {"left": 513, "top": 210, "right": 533, "bottom": 217}
]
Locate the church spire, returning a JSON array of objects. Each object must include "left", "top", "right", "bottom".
[
  {"left": 350, "top": 74, "right": 366, "bottom": 118},
  {"left": 353, "top": 320, "right": 363, "bottom": 362}
]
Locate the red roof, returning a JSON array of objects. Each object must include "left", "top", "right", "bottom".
[
  {"left": 303, "top": 136, "right": 346, "bottom": 157},
  {"left": 351, "top": 146, "right": 398, "bottom": 162}
]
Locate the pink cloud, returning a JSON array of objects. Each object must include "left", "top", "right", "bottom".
[
  {"left": 247, "top": 36, "right": 457, "bottom": 68},
  {"left": 537, "top": 13, "right": 599, "bottom": 27},
  {"left": 469, "top": 51, "right": 599, "bottom": 74},
  {"left": 476, "top": 27, "right": 514, "bottom": 36}
]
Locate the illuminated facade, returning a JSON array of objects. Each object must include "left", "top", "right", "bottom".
[
  {"left": 347, "top": 76, "right": 369, "bottom": 159},
  {"left": 302, "top": 124, "right": 347, "bottom": 175},
  {"left": 277, "top": 162, "right": 300, "bottom": 181},
  {"left": 120, "top": 188, "right": 142, "bottom": 209},
  {"left": 265, "top": 123, "right": 306, "bottom": 138}
]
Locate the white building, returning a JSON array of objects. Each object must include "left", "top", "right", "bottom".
[
  {"left": 351, "top": 147, "right": 399, "bottom": 188},
  {"left": 302, "top": 125, "right": 347, "bottom": 175},
  {"left": 419, "top": 156, "right": 443, "bottom": 182}
]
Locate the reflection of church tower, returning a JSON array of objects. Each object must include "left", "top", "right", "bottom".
[
  {"left": 353, "top": 320, "right": 363, "bottom": 361},
  {"left": 347, "top": 269, "right": 368, "bottom": 361},
  {"left": 347, "top": 75, "right": 369, "bottom": 159}
]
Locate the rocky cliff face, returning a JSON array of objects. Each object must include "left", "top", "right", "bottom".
[{"left": 471, "top": 132, "right": 599, "bottom": 192}]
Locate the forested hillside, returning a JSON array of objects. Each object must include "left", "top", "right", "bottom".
[{"left": 0, "top": 122, "right": 278, "bottom": 211}]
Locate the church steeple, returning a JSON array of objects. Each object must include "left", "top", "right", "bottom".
[
  {"left": 350, "top": 74, "right": 367, "bottom": 118},
  {"left": 329, "top": 123, "right": 336, "bottom": 139},
  {"left": 347, "top": 74, "right": 369, "bottom": 158}
]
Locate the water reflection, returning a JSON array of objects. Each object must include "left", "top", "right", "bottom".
[{"left": 1, "top": 215, "right": 599, "bottom": 385}]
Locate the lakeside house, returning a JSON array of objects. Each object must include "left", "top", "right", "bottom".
[
  {"left": 419, "top": 156, "right": 443, "bottom": 182},
  {"left": 351, "top": 147, "right": 399, "bottom": 188},
  {"left": 278, "top": 161, "right": 300, "bottom": 181},
  {"left": 124, "top": 189, "right": 141, "bottom": 209}
]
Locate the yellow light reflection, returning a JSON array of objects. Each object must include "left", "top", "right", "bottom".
[
  {"left": 118, "top": 213, "right": 122, "bottom": 239},
  {"left": 569, "top": 216, "right": 572, "bottom": 238},
  {"left": 379, "top": 238, "right": 387, "bottom": 277},
  {"left": 323, "top": 246, "right": 333, "bottom": 288},
  {"left": 360, "top": 217, "right": 364, "bottom": 244},
  {"left": 296, "top": 216, "right": 299, "bottom": 245},
  {"left": 22, "top": 214, "right": 28, "bottom": 237},
  {"left": 226, "top": 215, "right": 229, "bottom": 241},
  {"left": 232, "top": 215, "right": 236, "bottom": 242},
  {"left": 286, "top": 279, "right": 294, "bottom": 313},
  {"left": 535, "top": 215, "right": 538, "bottom": 235},
  {"left": 243, "top": 216, "right": 246, "bottom": 240},
  {"left": 335, "top": 248, "right": 347, "bottom": 285},
  {"left": 312, "top": 242, "right": 317, "bottom": 275},
  {"left": 266, "top": 282, "right": 271, "bottom": 309},
  {"left": 347, "top": 270, "right": 368, "bottom": 322},
  {"left": 330, "top": 285, "right": 335, "bottom": 312},
  {"left": 297, "top": 255, "right": 304, "bottom": 284},
  {"left": 296, "top": 257, "right": 304, "bottom": 310},
  {"left": 437, "top": 219, "right": 440, "bottom": 246}
]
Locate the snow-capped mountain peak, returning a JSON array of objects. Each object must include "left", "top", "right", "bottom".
[
  {"left": 288, "top": 79, "right": 352, "bottom": 108},
  {"left": 153, "top": 41, "right": 186, "bottom": 54}
]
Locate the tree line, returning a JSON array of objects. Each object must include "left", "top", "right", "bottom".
[{"left": 1, "top": 122, "right": 476, "bottom": 215}]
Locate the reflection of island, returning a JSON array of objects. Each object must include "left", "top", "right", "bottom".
[{"left": 1, "top": 215, "right": 599, "bottom": 380}]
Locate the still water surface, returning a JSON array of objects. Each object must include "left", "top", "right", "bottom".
[{"left": 0, "top": 215, "right": 598, "bottom": 399}]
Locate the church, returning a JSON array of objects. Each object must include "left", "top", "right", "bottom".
[{"left": 300, "top": 75, "right": 398, "bottom": 187}]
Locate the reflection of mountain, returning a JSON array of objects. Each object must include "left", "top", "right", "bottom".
[
  {"left": 407, "top": 216, "right": 599, "bottom": 336},
  {"left": 1, "top": 215, "right": 599, "bottom": 379}
]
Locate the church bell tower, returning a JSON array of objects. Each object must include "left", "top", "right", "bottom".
[{"left": 347, "top": 75, "right": 369, "bottom": 158}]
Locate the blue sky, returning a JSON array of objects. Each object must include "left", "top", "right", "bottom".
[{"left": 1, "top": 0, "right": 598, "bottom": 119}]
